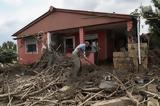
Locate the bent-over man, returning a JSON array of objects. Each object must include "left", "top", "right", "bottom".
[{"left": 72, "top": 41, "right": 91, "bottom": 77}]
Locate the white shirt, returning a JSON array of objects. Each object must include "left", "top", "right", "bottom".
[{"left": 72, "top": 44, "right": 86, "bottom": 56}]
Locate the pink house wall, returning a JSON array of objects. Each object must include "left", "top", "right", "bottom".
[
  {"left": 74, "top": 33, "right": 80, "bottom": 46},
  {"left": 17, "top": 34, "right": 47, "bottom": 64},
  {"left": 17, "top": 29, "right": 110, "bottom": 64},
  {"left": 98, "top": 31, "right": 106, "bottom": 60},
  {"left": 18, "top": 11, "right": 125, "bottom": 36}
]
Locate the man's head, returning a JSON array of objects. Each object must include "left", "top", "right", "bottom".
[{"left": 85, "top": 41, "right": 89, "bottom": 47}]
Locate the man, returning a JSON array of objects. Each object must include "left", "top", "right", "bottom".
[
  {"left": 72, "top": 41, "right": 91, "bottom": 77},
  {"left": 91, "top": 40, "right": 99, "bottom": 64}
]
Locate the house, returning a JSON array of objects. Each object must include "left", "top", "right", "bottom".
[{"left": 12, "top": 6, "right": 137, "bottom": 65}]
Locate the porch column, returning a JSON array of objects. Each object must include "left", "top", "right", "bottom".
[
  {"left": 127, "top": 21, "right": 134, "bottom": 43},
  {"left": 47, "top": 32, "right": 51, "bottom": 50},
  {"left": 79, "top": 27, "right": 85, "bottom": 43}
]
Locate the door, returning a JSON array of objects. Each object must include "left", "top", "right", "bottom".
[
  {"left": 107, "top": 32, "right": 114, "bottom": 62},
  {"left": 64, "top": 36, "right": 75, "bottom": 53}
]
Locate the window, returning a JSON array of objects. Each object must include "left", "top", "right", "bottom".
[{"left": 25, "top": 38, "right": 37, "bottom": 53}]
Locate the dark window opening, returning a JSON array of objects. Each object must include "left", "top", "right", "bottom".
[
  {"left": 27, "top": 44, "right": 37, "bottom": 53},
  {"left": 66, "top": 38, "right": 73, "bottom": 49}
]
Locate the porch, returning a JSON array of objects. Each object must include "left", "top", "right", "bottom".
[{"left": 47, "top": 21, "right": 133, "bottom": 64}]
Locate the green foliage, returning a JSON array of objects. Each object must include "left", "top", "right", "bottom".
[
  {"left": 0, "top": 41, "right": 17, "bottom": 63},
  {"left": 141, "top": 0, "right": 160, "bottom": 48}
]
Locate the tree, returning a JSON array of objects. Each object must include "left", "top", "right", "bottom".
[
  {"left": 0, "top": 41, "right": 17, "bottom": 63},
  {"left": 1, "top": 41, "right": 16, "bottom": 51},
  {"left": 141, "top": 0, "right": 160, "bottom": 48}
]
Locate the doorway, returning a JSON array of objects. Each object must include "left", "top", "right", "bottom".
[{"left": 64, "top": 36, "right": 75, "bottom": 53}]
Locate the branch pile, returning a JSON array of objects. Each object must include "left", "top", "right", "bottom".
[{"left": 0, "top": 50, "right": 159, "bottom": 106}]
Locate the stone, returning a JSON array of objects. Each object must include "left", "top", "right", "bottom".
[
  {"left": 59, "top": 85, "right": 71, "bottom": 92},
  {"left": 99, "top": 81, "right": 118, "bottom": 91}
]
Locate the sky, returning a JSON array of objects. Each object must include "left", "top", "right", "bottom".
[{"left": 0, "top": 0, "right": 151, "bottom": 45}]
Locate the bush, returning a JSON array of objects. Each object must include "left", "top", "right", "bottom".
[{"left": 0, "top": 41, "right": 17, "bottom": 63}]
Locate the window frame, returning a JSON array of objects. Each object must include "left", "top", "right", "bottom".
[{"left": 25, "top": 38, "right": 38, "bottom": 54}]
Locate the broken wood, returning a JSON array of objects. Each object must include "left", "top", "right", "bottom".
[
  {"left": 140, "top": 90, "right": 160, "bottom": 100},
  {"left": 78, "top": 90, "right": 104, "bottom": 106},
  {"left": 30, "top": 91, "right": 58, "bottom": 106},
  {"left": 138, "top": 79, "right": 155, "bottom": 89},
  {"left": 0, "top": 48, "right": 159, "bottom": 106},
  {"left": 105, "top": 71, "right": 140, "bottom": 106},
  {"left": 23, "top": 81, "right": 61, "bottom": 99},
  {"left": 7, "top": 82, "right": 12, "bottom": 106}
]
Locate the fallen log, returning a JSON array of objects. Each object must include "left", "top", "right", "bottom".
[{"left": 0, "top": 92, "right": 18, "bottom": 99}]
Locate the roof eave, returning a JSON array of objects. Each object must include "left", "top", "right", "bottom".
[
  {"left": 12, "top": 6, "right": 134, "bottom": 37},
  {"left": 12, "top": 10, "right": 52, "bottom": 36}
]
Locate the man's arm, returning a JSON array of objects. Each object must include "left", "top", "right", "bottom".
[
  {"left": 78, "top": 45, "right": 92, "bottom": 64},
  {"left": 82, "top": 53, "right": 93, "bottom": 64}
]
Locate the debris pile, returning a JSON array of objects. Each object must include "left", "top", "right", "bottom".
[
  {"left": 0, "top": 55, "right": 113, "bottom": 106},
  {"left": 149, "top": 48, "right": 160, "bottom": 66},
  {"left": 0, "top": 50, "right": 159, "bottom": 106}
]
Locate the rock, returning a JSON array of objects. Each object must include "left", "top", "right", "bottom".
[
  {"left": 135, "top": 76, "right": 150, "bottom": 84},
  {"left": 143, "top": 76, "right": 150, "bottom": 83},
  {"left": 99, "top": 81, "right": 118, "bottom": 91},
  {"left": 135, "top": 76, "right": 144, "bottom": 84},
  {"left": 104, "top": 75, "right": 112, "bottom": 81},
  {"left": 0, "top": 63, "right": 4, "bottom": 68},
  {"left": 59, "top": 85, "right": 71, "bottom": 92}
]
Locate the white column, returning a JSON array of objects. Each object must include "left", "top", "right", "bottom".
[
  {"left": 137, "top": 17, "right": 141, "bottom": 64},
  {"left": 47, "top": 32, "right": 51, "bottom": 50}
]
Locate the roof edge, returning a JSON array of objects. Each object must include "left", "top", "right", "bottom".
[
  {"left": 56, "top": 8, "right": 134, "bottom": 18},
  {"left": 12, "top": 6, "right": 134, "bottom": 36}
]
